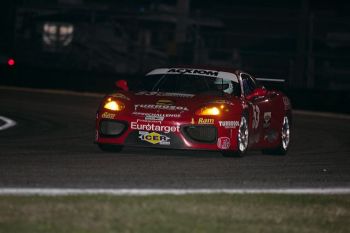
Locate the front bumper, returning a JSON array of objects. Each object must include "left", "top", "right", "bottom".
[{"left": 95, "top": 116, "right": 239, "bottom": 151}]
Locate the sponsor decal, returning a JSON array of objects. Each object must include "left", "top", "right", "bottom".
[
  {"left": 198, "top": 118, "right": 214, "bottom": 124},
  {"left": 191, "top": 118, "right": 195, "bottom": 124},
  {"left": 219, "top": 120, "right": 240, "bottom": 128},
  {"left": 136, "top": 91, "right": 194, "bottom": 98},
  {"left": 264, "top": 129, "right": 278, "bottom": 142},
  {"left": 134, "top": 104, "right": 189, "bottom": 111},
  {"left": 139, "top": 131, "right": 170, "bottom": 145},
  {"left": 95, "top": 130, "right": 99, "bottom": 140},
  {"left": 252, "top": 105, "right": 260, "bottom": 129},
  {"left": 109, "top": 93, "right": 130, "bottom": 101},
  {"left": 145, "top": 115, "right": 164, "bottom": 121},
  {"left": 156, "top": 99, "right": 174, "bottom": 105},
  {"left": 132, "top": 112, "right": 181, "bottom": 118},
  {"left": 131, "top": 122, "right": 180, "bottom": 133},
  {"left": 217, "top": 137, "right": 231, "bottom": 149},
  {"left": 101, "top": 112, "right": 116, "bottom": 119},
  {"left": 168, "top": 68, "right": 219, "bottom": 77},
  {"left": 283, "top": 96, "right": 291, "bottom": 110},
  {"left": 263, "top": 112, "right": 271, "bottom": 128},
  {"left": 147, "top": 68, "right": 239, "bottom": 82}
]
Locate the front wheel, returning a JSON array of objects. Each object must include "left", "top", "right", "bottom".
[
  {"left": 222, "top": 115, "right": 249, "bottom": 157},
  {"left": 262, "top": 115, "right": 291, "bottom": 155}
]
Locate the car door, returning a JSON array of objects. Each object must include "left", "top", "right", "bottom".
[{"left": 240, "top": 73, "right": 270, "bottom": 147}]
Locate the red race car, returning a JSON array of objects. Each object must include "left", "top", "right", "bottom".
[{"left": 95, "top": 67, "right": 292, "bottom": 157}]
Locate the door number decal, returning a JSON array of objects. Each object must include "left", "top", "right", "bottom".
[{"left": 252, "top": 105, "right": 260, "bottom": 129}]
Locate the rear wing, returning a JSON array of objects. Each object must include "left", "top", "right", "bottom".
[
  {"left": 256, "top": 78, "right": 285, "bottom": 83},
  {"left": 256, "top": 78, "right": 287, "bottom": 91}
]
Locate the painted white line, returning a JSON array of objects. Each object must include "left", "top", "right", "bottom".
[
  {"left": 0, "top": 116, "right": 17, "bottom": 131},
  {"left": 1, "top": 85, "right": 349, "bottom": 119},
  {"left": 0, "top": 188, "right": 349, "bottom": 196}
]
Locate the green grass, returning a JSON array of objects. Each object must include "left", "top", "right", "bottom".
[{"left": 0, "top": 194, "right": 349, "bottom": 233}]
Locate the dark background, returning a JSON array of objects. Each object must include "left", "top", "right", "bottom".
[{"left": 1, "top": 0, "right": 349, "bottom": 112}]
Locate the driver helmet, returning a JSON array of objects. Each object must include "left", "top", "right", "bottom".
[{"left": 214, "top": 78, "right": 234, "bottom": 94}]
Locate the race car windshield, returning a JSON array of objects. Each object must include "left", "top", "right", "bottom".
[{"left": 135, "top": 74, "right": 239, "bottom": 95}]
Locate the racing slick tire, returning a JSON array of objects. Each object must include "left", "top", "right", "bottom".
[
  {"left": 222, "top": 114, "right": 249, "bottom": 158},
  {"left": 97, "top": 144, "right": 124, "bottom": 153},
  {"left": 262, "top": 115, "right": 291, "bottom": 156}
]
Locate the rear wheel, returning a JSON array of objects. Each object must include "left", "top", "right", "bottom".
[
  {"left": 262, "top": 115, "right": 290, "bottom": 155},
  {"left": 97, "top": 144, "right": 123, "bottom": 153},
  {"left": 222, "top": 115, "right": 249, "bottom": 157}
]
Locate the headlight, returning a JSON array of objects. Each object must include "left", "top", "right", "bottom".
[
  {"left": 103, "top": 98, "right": 125, "bottom": 111},
  {"left": 195, "top": 106, "right": 220, "bottom": 116}
]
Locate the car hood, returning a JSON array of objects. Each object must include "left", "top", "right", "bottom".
[{"left": 109, "top": 91, "right": 240, "bottom": 119}]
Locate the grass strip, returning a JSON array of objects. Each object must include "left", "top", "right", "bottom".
[{"left": 0, "top": 194, "right": 349, "bottom": 233}]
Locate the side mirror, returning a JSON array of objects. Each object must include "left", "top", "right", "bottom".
[
  {"left": 246, "top": 87, "right": 267, "bottom": 101},
  {"left": 115, "top": 79, "right": 129, "bottom": 91}
]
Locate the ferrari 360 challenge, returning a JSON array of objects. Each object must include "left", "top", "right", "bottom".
[{"left": 95, "top": 67, "right": 292, "bottom": 157}]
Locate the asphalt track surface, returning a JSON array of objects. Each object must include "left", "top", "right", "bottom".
[{"left": 0, "top": 88, "right": 349, "bottom": 189}]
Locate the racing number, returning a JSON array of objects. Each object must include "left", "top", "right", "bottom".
[{"left": 252, "top": 105, "right": 260, "bottom": 129}]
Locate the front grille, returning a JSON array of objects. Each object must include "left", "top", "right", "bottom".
[
  {"left": 100, "top": 120, "right": 127, "bottom": 136},
  {"left": 183, "top": 125, "right": 217, "bottom": 143}
]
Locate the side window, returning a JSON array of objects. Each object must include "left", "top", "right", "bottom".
[{"left": 241, "top": 73, "right": 256, "bottom": 96}]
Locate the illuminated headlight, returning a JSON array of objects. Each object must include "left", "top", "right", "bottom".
[
  {"left": 196, "top": 106, "right": 220, "bottom": 116},
  {"left": 103, "top": 98, "right": 125, "bottom": 111}
]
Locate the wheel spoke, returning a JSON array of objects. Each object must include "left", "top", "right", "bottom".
[
  {"left": 238, "top": 117, "right": 248, "bottom": 152},
  {"left": 281, "top": 116, "right": 290, "bottom": 150}
]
